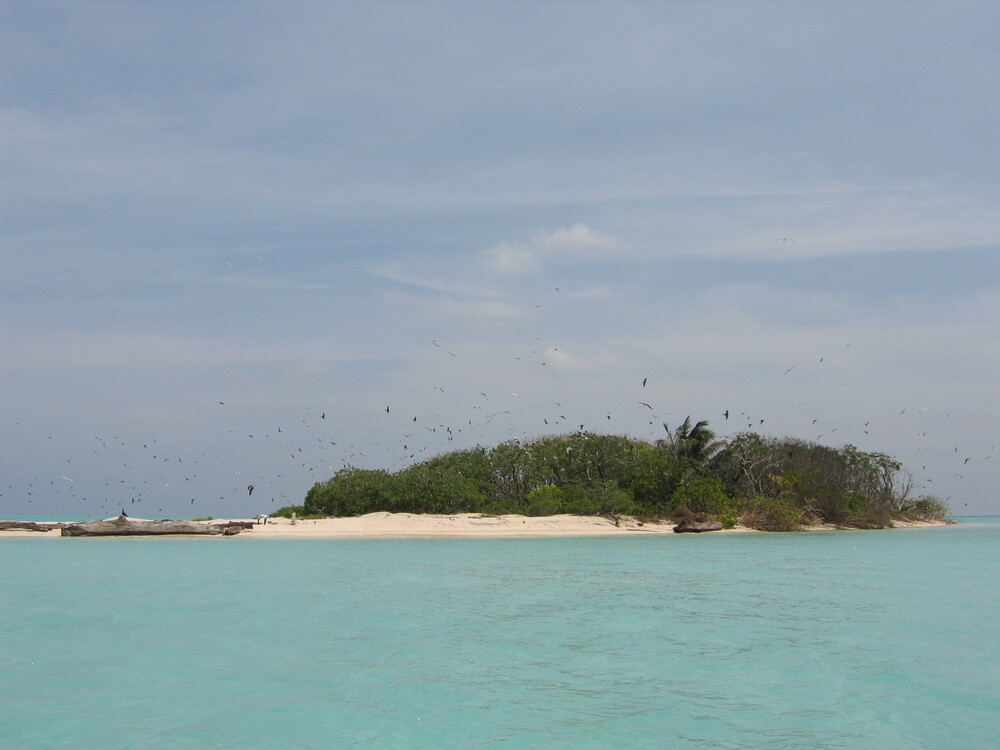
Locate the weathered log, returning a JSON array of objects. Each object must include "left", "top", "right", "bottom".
[
  {"left": 61, "top": 516, "right": 238, "bottom": 537},
  {"left": 0, "top": 520, "right": 62, "bottom": 532},
  {"left": 213, "top": 520, "right": 255, "bottom": 530},
  {"left": 673, "top": 520, "right": 725, "bottom": 533}
]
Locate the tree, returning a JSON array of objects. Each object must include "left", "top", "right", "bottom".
[
  {"left": 486, "top": 440, "right": 533, "bottom": 510},
  {"left": 391, "top": 462, "right": 484, "bottom": 514},
  {"left": 660, "top": 417, "right": 725, "bottom": 463},
  {"left": 711, "top": 432, "right": 782, "bottom": 498},
  {"left": 304, "top": 468, "right": 393, "bottom": 516},
  {"left": 298, "top": 424, "right": 923, "bottom": 530},
  {"left": 671, "top": 477, "right": 732, "bottom": 515},
  {"left": 526, "top": 485, "right": 563, "bottom": 516}
]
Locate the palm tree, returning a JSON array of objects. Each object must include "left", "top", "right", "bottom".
[{"left": 660, "top": 417, "right": 725, "bottom": 463}]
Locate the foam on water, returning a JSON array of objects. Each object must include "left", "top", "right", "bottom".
[{"left": 2, "top": 519, "right": 998, "bottom": 748}]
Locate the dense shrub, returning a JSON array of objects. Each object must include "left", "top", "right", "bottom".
[
  {"left": 525, "top": 485, "right": 563, "bottom": 516},
  {"left": 899, "top": 495, "right": 951, "bottom": 521},
  {"left": 303, "top": 468, "right": 394, "bottom": 516},
  {"left": 560, "top": 482, "right": 636, "bottom": 516},
  {"left": 671, "top": 477, "right": 732, "bottom": 515},
  {"left": 272, "top": 505, "right": 306, "bottom": 518},
  {"left": 390, "top": 462, "right": 485, "bottom": 514},
  {"left": 719, "top": 507, "right": 738, "bottom": 529},
  {"left": 299, "top": 425, "right": 925, "bottom": 529},
  {"left": 740, "top": 495, "right": 806, "bottom": 532}
]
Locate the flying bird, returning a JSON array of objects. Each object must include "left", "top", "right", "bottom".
[
  {"left": 247, "top": 485, "right": 255, "bottom": 496},
  {"left": 638, "top": 402, "right": 653, "bottom": 409},
  {"left": 642, "top": 378, "right": 647, "bottom": 387}
]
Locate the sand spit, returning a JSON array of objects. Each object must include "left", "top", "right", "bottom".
[{"left": 0, "top": 513, "right": 950, "bottom": 539}]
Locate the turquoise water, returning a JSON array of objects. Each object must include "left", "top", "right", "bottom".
[{"left": 1, "top": 520, "right": 998, "bottom": 749}]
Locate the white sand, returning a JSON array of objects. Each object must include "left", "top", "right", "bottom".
[
  {"left": 0, "top": 513, "right": 693, "bottom": 538},
  {"left": 0, "top": 513, "right": 949, "bottom": 539},
  {"left": 241, "top": 512, "right": 693, "bottom": 538},
  {"left": 242, "top": 513, "right": 949, "bottom": 538}
]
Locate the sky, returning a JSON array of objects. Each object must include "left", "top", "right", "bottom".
[{"left": 2, "top": 1, "right": 998, "bottom": 519}]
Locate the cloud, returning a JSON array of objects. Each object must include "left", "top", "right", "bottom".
[
  {"left": 425, "top": 297, "right": 525, "bottom": 323},
  {"left": 482, "top": 224, "right": 620, "bottom": 275},
  {"left": 481, "top": 240, "right": 542, "bottom": 275},
  {"left": 533, "top": 224, "right": 619, "bottom": 257},
  {"left": 374, "top": 262, "right": 501, "bottom": 299},
  {"left": 0, "top": 328, "right": 377, "bottom": 372},
  {"left": 544, "top": 345, "right": 637, "bottom": 373},
  {"left": 634, "top": 184, "right": 1000, "bottom": 261},
  {"left": 561, "top": 285, "right": 617, "bottom": 301}
]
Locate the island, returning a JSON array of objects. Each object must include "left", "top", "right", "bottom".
[
  {"left": 273, "top": 421, "right": 950, "bottom": 533},
  {"left": 1, "top": 422, "right": 952, "bottom": 538}
]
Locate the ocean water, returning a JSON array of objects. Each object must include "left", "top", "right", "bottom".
[{"left": 1, "top": 519, "right": 998, "bottom": 749}]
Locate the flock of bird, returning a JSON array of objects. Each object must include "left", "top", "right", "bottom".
[{"left": 4, "top": 331, "right": 994, "bottom": 517}]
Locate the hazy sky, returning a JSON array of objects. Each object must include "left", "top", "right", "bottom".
[{"left": 3, "top": 1, "right": 998, "bottom": 518}]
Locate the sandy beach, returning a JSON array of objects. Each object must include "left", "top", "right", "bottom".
[
  {"left": 0, "top": 513, "right": 949, "bottom": 539},
  {"left": 241, "top": 512, "right": 691, "bottom": 538}
]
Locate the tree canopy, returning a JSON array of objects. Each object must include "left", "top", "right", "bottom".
[{"left": 285, "top": 422, "right": 949, "bottom": 530}]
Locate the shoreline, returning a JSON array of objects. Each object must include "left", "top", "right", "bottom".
[{"left": 0, "top": 512, "right": 952, "bottom": 539}]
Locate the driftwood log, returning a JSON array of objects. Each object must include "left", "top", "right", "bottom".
[
  {"left": 673, "top": 520, "right": 725, "bottom": 533},
  {"left": 0, "top": 520, "right": 63, "bottom": 532},
  {"left": 215, "top": 520, "right": 255, "bottom": 530},
  {"left": 61, "top": 516, "right": 242, "bottom": 537}
]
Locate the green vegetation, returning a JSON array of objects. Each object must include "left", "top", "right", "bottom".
[
  {"left": 270, "top": 505, "right": 325, "bottom": 520},
  {"left": 301, "top": 420, "right": 950, "bottom": 531},
  {"left": 271, "top": 505, "right": 305, "bottom": 518}
]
